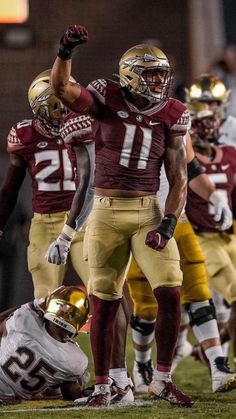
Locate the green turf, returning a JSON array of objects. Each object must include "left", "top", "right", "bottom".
[{"left": 1, "top": 331, "right": 236, "bottom": 419}]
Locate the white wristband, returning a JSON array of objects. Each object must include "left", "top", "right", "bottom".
[{"left": 62, "top": 224, "right": 76, "bottom": 240}]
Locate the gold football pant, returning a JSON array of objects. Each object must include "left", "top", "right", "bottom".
[
  {"left": 126, "top": 214, "right": 211, "bottom": 320},
  {"left": 28, "top": 212, "right": 89, "bottom": 298},
  {"left": 197, "top": 232, "right": 236, "bottom": 304},
  {"left": 86, "top": 195, "right": 182, "bottom": 301}
]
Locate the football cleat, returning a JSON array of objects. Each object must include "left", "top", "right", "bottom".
[
  {"left": 149, "top": 380, "right": 194, "bottom": 407},
  {"left": 133, "top": 360, "right": 153, "bottom": 393},
  {"left": 110, "top": 381, "right": 134, "bottom": 404},
  {"left": 212, "top": 357, "right": 236, "bottom": 393},
  {"left": 85, "top": 384, "right": 110, "bottom": 407},
  {"left": 171, "top": 341, "right": 193, "bottom": 373}
]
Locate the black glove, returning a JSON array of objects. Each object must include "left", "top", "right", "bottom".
[
  {"left": 145, "top": 214, "right": 177, "bottom": 251},
  {"left": 58, "top": 24, "right": 88, "bottom": 61}
]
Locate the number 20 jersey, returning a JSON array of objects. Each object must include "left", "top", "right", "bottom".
[
  {"left": 85, "top": 79, "right": 190, "bottom": 193},
  {"left": 0, "top": 303, "right": 88, "bottom": 399},
  {"left": 6, "top": 116, "right": 93, "bottom": 214},
  {"left": 186, "top": 145, "right": 236, "bottom": 232}
]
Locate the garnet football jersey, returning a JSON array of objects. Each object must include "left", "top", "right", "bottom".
[
  {"left": 186, "top": 145, "right": 236, "bottom": 232},
  {"left": 83, "top": 79, "right": 190, "bottom": 193},
  {"left": 0, "top": 303, "right": 88, "bottom": 399},
  {"left": 7, "top": 119, "right": 76, "bottom": 214}
]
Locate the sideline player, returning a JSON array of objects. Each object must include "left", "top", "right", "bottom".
[
  {"left": 47, "top": 24, "right": 193, "bottom": 407},
  {"left": 185, "top": 73, "right": 236, "bottom": 146},
  {"left": 127, "top": 132, "right": 235, "bottom": 394},
  {"left": 0, "top": 285, "right": 89, "bottom": 402},
  {"left": 0, "top": 69, "right": 92, "bottom": 297},
  {"left": 186, "top": 103, "right": 236, "bottom": 369}
]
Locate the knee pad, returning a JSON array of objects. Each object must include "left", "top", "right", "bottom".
[
  {"left": 185, "top": 299, "right": 216, "bottom": 326},
  {"left": 130, "top": 314, "right": 155, "bottom": 336}
]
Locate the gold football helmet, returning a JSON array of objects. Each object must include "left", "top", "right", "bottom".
[
  {"left": 186, "top": 73, "right": 230, "bottom": 119},
  {"left": 119, "top": 44, "right": 173, "bottom": 103},
  {"left": 28, "top": 69, "right": 76, "bottom": 120},
  {"left": 43, "top": 285, "right": 89, "bottom": 336}
]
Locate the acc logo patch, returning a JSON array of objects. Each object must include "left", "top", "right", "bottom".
[
  {"left": 117, "top": 110, "right": 129, "bottom": 118},
  {"left": 37, "top": 141, "right": 48, "bottom": 148}
]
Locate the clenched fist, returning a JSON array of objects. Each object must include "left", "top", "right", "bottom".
[{"left": 58, "top": 25, "right": 88, "bottom": 60}]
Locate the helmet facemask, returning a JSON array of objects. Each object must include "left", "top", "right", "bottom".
[
  {"left": 191, "top": 111, "right": 220, "bottom": 153},
  {"left": 119, "top": 44, "right": 173, "bottom": 104}
]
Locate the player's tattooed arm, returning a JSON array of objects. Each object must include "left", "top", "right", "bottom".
[
  {"left": 51, "top": 25, "right": 99, "bottom": 115},
  {"left": 164, "top": 135, "right": 187, "bottom": 218},
  {"left": 145, "top": 135, "right": 187, "bottom": 251},
  {"left": 66, "top": 142, "right": 95, "bottom": 230},
  {"left": 46, "top": 142, "right": 95, "bottom": 265}
]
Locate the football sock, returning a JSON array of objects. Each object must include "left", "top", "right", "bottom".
[
  {"left": 154, "top": 286, "right": 181, "bottom": 371},
  {"left": 90, "top": 295, "right": 121, "bottom": 382},
  {"left": 109, "top": 368, "right": 130, "bottom": 389}
]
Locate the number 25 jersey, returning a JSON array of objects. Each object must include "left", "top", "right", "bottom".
[{"left": 0, "top": 303, "right": 87, "bottom": 399}]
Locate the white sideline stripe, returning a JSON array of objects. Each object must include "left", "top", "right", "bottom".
[{"left": 0, "top": 399, "right": 152, "bottom": 413}]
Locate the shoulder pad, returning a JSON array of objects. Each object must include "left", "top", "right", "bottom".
[
  {"left": 87, "top": 79, "right": 108, "bottom": 104},
  {"left": 7, "top": 125, "right": 24, "bottom": 152},
  {"left": 61, "top": 114, "right": 93, "bottom": 145}
]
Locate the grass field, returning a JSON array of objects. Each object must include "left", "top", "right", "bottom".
[{"left": 1, "top": 331, "right": 236, "bottom": 419}]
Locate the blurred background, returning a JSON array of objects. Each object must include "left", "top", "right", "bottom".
[{"left": 0, "top": 0, "right": 236, "bottom": 310}]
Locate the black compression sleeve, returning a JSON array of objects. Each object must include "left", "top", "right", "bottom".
[{"left": 187, "top": 157, "right": 205, "bottom": 181}]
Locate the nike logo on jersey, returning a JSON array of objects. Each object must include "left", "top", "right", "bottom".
[
  {"left": 149, "top": 121, "right": 161, "bottom": 126},
  {"left": 221, "top": 164, "right": 230, "bottom": 171}
]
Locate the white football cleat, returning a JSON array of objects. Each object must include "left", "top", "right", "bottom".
[
  {"left": 133, "top": 360, "right": 153, "bottom": 394},
  {"left": 212, "top": 357, "right": 236, "bottom": 393},
  {"left": 110, "top": 381, "right": 134, "bottom": 404}
]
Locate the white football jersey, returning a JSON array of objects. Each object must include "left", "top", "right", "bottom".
[
  {"left": 157, "top": 135, "right": 187, "bottom": 213},
  {"left": 219, "top": 115, "right": 236, "bottom": 146},
  {"left": 0, "top": 302, "right": 88, "bottom": 399}
]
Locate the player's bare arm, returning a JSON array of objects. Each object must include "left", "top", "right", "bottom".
[
  {"left": 145, "top": 135, "right": 187, "bottom": 252},
  {"left": 60, "top": 380, "right": 85, "bottom": 400},
  {"left": 164, "top": 135, "right": 187, "bottom": 218},
  {"left": 0, "top": 307, "right": 18, "bottom": 338},
  {"left": 46, "top": 142, "right": 95, "bottom": 265},
  {"left": 66, "top": 142, "right": 95, "bottom": 229},
  {"left": 51, "top": 25, "right": 98, "bottom": 115}
]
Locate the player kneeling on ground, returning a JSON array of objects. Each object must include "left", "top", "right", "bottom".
[{"left": 0, "top": 285, "right": 89, "bottom": 404}]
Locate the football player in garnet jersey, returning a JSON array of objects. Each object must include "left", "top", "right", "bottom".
[
  {"left": 46, "top": 24, "right": 193, "bottom": 407},
  {"left": 0, "top": 285, "right": 90, "bottom": 403},
  {"left": 126, "top": 132, "right": 236, "bottom": 394},
  {"left": 185, "top": 103, "right": 236, "bottom": 371},
  {"left": 0, "top": 69, "right": 94, "bottom": 298}
]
